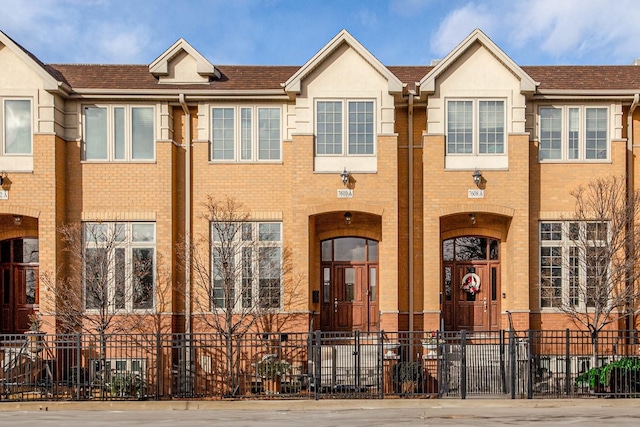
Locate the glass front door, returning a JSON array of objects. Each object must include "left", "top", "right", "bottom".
[
  {"left": 320, "top": 237, "right": 378, "bottom": 332},
  {"left": 0, "top": 238, "right": 39, "bottom": 333},
  {"left": 442, "top": 236, "right": 500, "bottom": 332}
]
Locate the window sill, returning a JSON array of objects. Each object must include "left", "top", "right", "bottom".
[
  {"left": 208, "top": 160, "right": 283, "bottom": 165},
  {"left": 315, "top": 156, "right": 377, "bottom": 173},
  {"left": 81, "top": 160, "right": 157, "bottom": 164},
  {"left": 445, "top": 155, "right": 507, "bottom": 170},
  {"left": 538, "top": 159, "right": 611, "bottom": 164},
  {"left": 0, "top": 156, "right": 33, "bottom": 172}
]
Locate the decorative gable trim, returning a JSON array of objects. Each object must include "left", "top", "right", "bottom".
[
  {"left": 149, "top": 38, "right": 219, "bottom": 83},
  {"left": 284, "top": 29, "right": 403, "bottom": 95},
  {"left": 419, "top": 28, "right": 538, "bottom": 95},
  {"left": 0, "top": 30, "right": 68, "bottom": 93}
]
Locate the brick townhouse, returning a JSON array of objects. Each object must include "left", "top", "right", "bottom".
[{"left": 0, "top": 28, "right": 639, "bottom": 335}]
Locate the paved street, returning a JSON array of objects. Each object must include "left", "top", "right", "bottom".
[{"left": 1, "top": 399, "right": 640, "bottom": 426}]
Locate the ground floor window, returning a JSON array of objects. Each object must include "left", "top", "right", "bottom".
[
  {"left": 211, "top": 221, "right": 282, "bottom": 310},
  {"left": 84, "top": 222, "right": 155, "bottom": 312},
  {"left": 539, "top": 221, "right": 608, "bottom": 309}
]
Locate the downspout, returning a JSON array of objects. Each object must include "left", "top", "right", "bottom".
[
  {"left": 179, "top": 94, "right": 192, "bottom": 337},
  {"left": 627, "top": 94, "right": 639, "bottom": 331},
  {"left": 408, "top": 91, "right": 415, "bottom": 336}
]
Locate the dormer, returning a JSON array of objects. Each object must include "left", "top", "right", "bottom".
[
  {"left": 284, "top": 30, "right": 403, "bottom": 174},
  {"left": 419, "top": 29, "right": 539, "bottom": 171},
  {"left": 149, "top": 38, "right": 220, "bottom": 84}
]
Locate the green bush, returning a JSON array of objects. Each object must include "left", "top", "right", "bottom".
[
  {"left": 109, "top": 372, "right": 144, "bottom": 398},
  {"left": 576, "top": 357, "right": 640, "bottom": 389}
]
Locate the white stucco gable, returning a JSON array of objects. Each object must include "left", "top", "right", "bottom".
[
  {"left": 149, "top": 38, "right": 219, "bottom": 84},
  {"left": 420, "top": 29, "right": 537, "bottom": 95},
  {"left": 284, "top": 29, "right": 403, "bottom": 96},
  {"left": 0, "top": 30, "right": 65, "bottom": 93}
]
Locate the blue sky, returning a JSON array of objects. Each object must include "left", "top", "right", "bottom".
[{"left": 1, "top": 0, "right": 640, "bottom": 66}]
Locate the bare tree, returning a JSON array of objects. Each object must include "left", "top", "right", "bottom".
[
  {"left": 541, "top": 176, "right": 640, "bottom": 367},
  {"left": 184, "top": 195, "right": 303, "bottom": 395},
  {"left": 42, "top": 221, "right": 156, "bottom": 391}
]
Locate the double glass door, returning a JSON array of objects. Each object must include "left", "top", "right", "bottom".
[
  {"left": 0, "top": 238, "right": 39, "bottom": 334},
  {"left": 320, "top": 237, "right": 378, "bottom": 332},
  {"left": 442, "top": 236, "right": 500, "bottom": 332}
]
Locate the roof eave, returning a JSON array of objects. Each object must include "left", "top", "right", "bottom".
[
  {"left": 66, "top": 88, "right": 290, "bottom": 99},
  {"left": 534, "top": 89, "right": 640, "bottom": 99}
]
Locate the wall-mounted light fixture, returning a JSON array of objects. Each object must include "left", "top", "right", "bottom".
[
  {"left": 344, "top": 212, "right": 352, "bottom": 226},
  {"left": 469, "top": 213, "right": 476, "bottom": 225},
  {"left": 472, "top": 169, "right": 482, "bottom": 187},
  {"left": 340, "top": 168, "right": 351, "bottom": 187},
  {"left": 0, "top": 172, "right": 6, "bottom": 186},
  {"left": 13, "top": 215, "right": 22, "bottom": 226}
]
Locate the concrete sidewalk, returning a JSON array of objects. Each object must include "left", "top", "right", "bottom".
[
  {"left": 3, "top": 399, "right": 640, "bottom": 427},
  {"left": 0, "top": 398, "right": 638, "bottom": 412}
]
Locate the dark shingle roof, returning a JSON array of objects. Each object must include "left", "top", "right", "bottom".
[
  {"left": 46, "top": 64, "right": 299, "bottom": 91},
  {"left": 39, "top": 63, "right": 640, "bottom": 94},
  {"left": 522, "top": 66, "right": 640, "bottom": 91}
]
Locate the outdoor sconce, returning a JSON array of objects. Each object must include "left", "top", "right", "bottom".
[
  {"left": 0, "top": 172, "right": 6, "bottom": 186},
  {"left": 340, "top": 168, "right": 351, "bottom": 186},
  {"left": 472, "top": 168, "right": 482, "bottom": 187},
  {"left": 344, "top": 212, "right": 352, "bottom": 226},
  {"left": 13, "top": 215, "right": 22, "bottom": 226},
  {"left": 469, "top": 213, "right": 476, "bottom": 225}
]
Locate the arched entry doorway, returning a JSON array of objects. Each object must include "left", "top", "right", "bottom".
[
  {"left": 442, "top": 236, "right": 500, "bottom": 332},
  {"left": 0, "top": 237, "right": 39, "bottom": 333},
  {"left": 320, "top": 237, "right": 379, "bottom": 332}
]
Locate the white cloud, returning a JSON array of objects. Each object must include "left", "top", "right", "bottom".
[
  {"left": 427, "top": 0, "right": 640, "bottom": 64},
  {"left": 94, "top": 25, "right": 152, "bottom": 64},
  {"left": 355, "top": 8, "right": 378, "bottom": 27},
  {"left": 506, "top": 0, "right": 640, "bottom": 63},
  {"left": 429, "top": 3, "right": 496, "bottom": 57}
]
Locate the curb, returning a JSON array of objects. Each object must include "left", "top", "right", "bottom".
[{"left": 0, "top": 398, "right": 638, "bottom": 412}]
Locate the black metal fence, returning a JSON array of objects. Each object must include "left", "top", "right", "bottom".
[{"left": 1, "top": 329, "right": 639, "bottom": 401}]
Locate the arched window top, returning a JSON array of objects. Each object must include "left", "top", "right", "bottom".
[
  {"left": 443, "top": 236, "right": 498, "bottom": 262},
  {"left": 322, "top": 237, "right": 378, "bottom": 262},
  {"left": 0, "top": 238, "right": 39, "bottom": 264}
]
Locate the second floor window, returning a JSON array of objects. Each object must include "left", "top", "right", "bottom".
[
  {"left": 539, "top": 106, "right": 608, "bottom": 161},
  {"left": 447, "top": 99, "right": 505, "bottom": 155},
  {"left": 84, "top": 105, "right": 155, "bottom": 161},
  {"left": 2, "top": 98, "right": 32, "bottom": 155},
  {"left": 211, "top": 106, "right": 281, "bottom": 161},
  {"left": 316, "top": 100, "right": 375, "bottom": 156}
]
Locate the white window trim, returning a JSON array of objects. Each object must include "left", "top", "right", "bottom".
[
  {"left": 539, "top": 221, "right": 609, "bottom": 311},
  {"left": 314, "top": 98, "right": 377, "bottom": 158},
  {"left": 444, "top": 98, "right": 508, "bottom": 171},
  {"left": 83, "top": 222, "right": 156, "bottom": 313},
  {"left": 82, "top": 104, "right": 157, "bottom": 162},
  {"left": 209, "top": 105, "right": 282, "bottom": 163},
  {"left": 210, "top": 221, "right": 283, "bottom": 312},
  {"left": 1, "top": 97, "right": 33, "bottom": 156},
  {"left": 537, "top": 104, "right": 610, "bottom": 163}
]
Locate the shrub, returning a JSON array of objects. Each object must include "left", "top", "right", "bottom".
[{"left": 576, "top": 357, "right": 640, "bottom": 390}]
